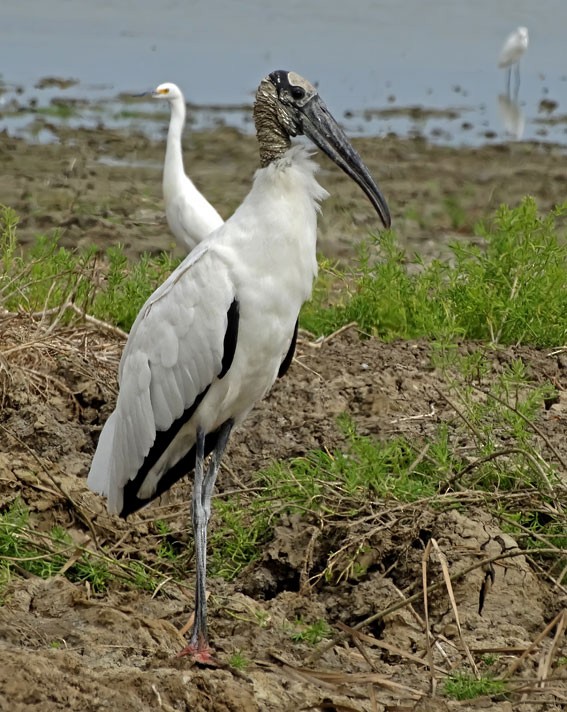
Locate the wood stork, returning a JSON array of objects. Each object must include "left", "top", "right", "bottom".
[
  {"left": 88, "top": 70, "right": 391, "bottom": 662},
  {"left": 498, "top": 27, "right": 529, "bottom": 96},
  {"left": 152, "top": 82, "right": 224, "bottom": 251}
]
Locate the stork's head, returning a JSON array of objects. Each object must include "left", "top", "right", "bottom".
[
  {"left": 152, "top": 82, "right": 184, "bottom": 102},
  {"left": 254, "top": 70, "right": 391, "bottom": 229}
]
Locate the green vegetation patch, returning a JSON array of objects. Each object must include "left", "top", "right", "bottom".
[
  {"left": 443, "top": 671, "right": 508, "bottom": 700},
  {"left": 302, "top": 197, "right": 567, "bottom": 347},
  {"left": 0, "top": 500, "right": 111, "bottom": 594},
  {"left": 0, "top": 205, "right": 179, "bottom": 331},
  {"left": 210, "top": 352, "right": 565, "bottom": 582}
]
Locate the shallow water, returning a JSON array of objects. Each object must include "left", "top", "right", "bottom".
[{"left": 1, "top": 0, "right": 566, "bottom": 145}]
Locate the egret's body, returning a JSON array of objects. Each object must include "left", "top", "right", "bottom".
[
  {"left": 88, "top": 70, "right": 390, "bottom": 661},
  {"left": 498, "top": 27, "right": 529, "bottom": 95},
  {"left": 153, "top": 83, "right": 223, "bottom": 252}
]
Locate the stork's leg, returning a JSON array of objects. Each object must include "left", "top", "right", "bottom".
[{"left": 179, "top": 419, "right": 233, "bottom": 662}]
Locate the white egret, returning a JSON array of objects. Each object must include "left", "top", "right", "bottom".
[
  {"left": 88, "top": 70, "right": 390, "bottom": 662},
  {"left": 152, "top": 82, "right": 224, "bottom": 251},
  {"left": 498, "top": 27, "right": 529, "bottom": 95}
]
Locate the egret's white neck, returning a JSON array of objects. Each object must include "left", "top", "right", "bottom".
[{"left": 164, "top": 97, "right": 186, "bottom": 182}]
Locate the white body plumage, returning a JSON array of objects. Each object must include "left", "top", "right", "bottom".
[
  {"left": 154, "top": 82, "right": 224, "bottom": 251},
  {"left": 88, "top": 146, "right": 327, "bottom": 514}
]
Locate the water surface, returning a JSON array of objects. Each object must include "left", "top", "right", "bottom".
[{"left": 1, "top": 0, "right": 565, "bottom": 145}]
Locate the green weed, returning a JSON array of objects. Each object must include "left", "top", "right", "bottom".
[
  {"left": 0, "top": 206, "right": 179, "bottom": 331},
  {"left": 443, "top": 671, "right": 507, "bottom": 700},
  {"left": 209, "top": 498, "right": 270, "bottom": 580},
  {"left": 0, "top": 501, "right": 112, "bottom": 592},
  {"left": 301, "top": 198, "right": 567, "bottom": 347},
  {"left": 228, "top": 650, "right": 251, "bottom": 670},
  {"left": 287, "top": 618, "right": 332, "bottom": 645}
]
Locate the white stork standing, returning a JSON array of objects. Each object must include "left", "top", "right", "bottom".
[
  {"left": 152, "top": 82, "right": 224, "bottom": 251},
  {"left": 88, "top": 70, "right": 391, "bottom": 662}
]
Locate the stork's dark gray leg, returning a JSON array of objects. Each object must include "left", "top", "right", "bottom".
[{"left": 181, "top": 419, "right": 233, "bottom": 661}]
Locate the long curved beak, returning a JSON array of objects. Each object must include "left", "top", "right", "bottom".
[{"left": 299, "top": 95, "right": 391, "bottom": 229}]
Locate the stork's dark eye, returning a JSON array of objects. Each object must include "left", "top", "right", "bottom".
[{"left": 290, "top": 86, "right": 305, "bottom": 101}]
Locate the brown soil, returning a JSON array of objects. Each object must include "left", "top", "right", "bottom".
[{"left": 0, "top": 125, "right": 566, "bottom": 711}]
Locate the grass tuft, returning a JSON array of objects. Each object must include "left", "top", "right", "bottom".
[
  {"left": 287, "top": 618, "right": 332, "bottom": 645},
  {"left": 443, "top": 671, "right": 507, "bottom": 700}
]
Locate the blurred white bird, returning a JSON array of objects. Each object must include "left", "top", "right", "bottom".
[
  {"left": 152, "top": 82, "right": 223, "bottom": 252},
  {"left": 498, "top": 27, "right": 529, "bottom": 95},
  {"left": 88, "top": 70, "right": 390, "bottom": 662}
]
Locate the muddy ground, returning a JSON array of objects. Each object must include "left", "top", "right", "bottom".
[
  {"left": 0, "top": 123, "right": 566, "bottom": 711},
  {"left": 2, "top": 120, "right": 567, "bottom": 262}
]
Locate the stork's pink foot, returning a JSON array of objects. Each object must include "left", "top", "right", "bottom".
[{"left": 177, "top": 641, "right": 216, "bottom": 665}]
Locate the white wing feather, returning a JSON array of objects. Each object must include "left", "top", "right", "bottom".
[{"left": 88, "top": 240, "right": 235, "bottom": 513}]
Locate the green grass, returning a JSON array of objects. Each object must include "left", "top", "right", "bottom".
[
  {"left": 207, "top": 415, "right": 445, "bottom": 580},
  {"left": 93, "top": 246, "right": 179, "bottom": 329},
  {"left": 261, "top": 418, "right": 441, "bottom": 509},
  {"left": 209, "top": 497, "right": 271, "bottom": 579},
  {"left": 2, "top": 198, "right": 566, "bottom": 342},
  {"left": 287, "top": 618, "right": 332, "bottom": 645},
  {"left": 301, "top": 197, "right": 567, "bottom": 347},
  {"left": 228, "top": 650, "right": 251, "bottom": 670},
  {"left": 443, "top": 671, "right": 507, "bottom": 700},
  {"left": 0, "top": 501, "right": 112, "bottom": 593},
  {"left": 0, "top": 500, "right": 181, "bottom": 596},
  {"left": 0, "top": 205, "right": 179, "bottom": 330},
  {"left": 36, "top": 103, "right": 78, "bottom": 119}
]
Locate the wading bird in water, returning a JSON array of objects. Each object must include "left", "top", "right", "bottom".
[
  {"left": 152, "top": 82, "right": 223, "bottom": 251},
  {"left": 498, "top": 26, "right": 529, "bottom": 96},
  {"left": 88, "top": 70, "right": 391, "bottom": 662}
]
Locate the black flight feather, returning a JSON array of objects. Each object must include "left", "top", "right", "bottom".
[
  {"left": 120, "top": 299, "right": 240, "bottom": 517},
  {"left": 278, "top": 319, "right": 298, "bottom": 378}
]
